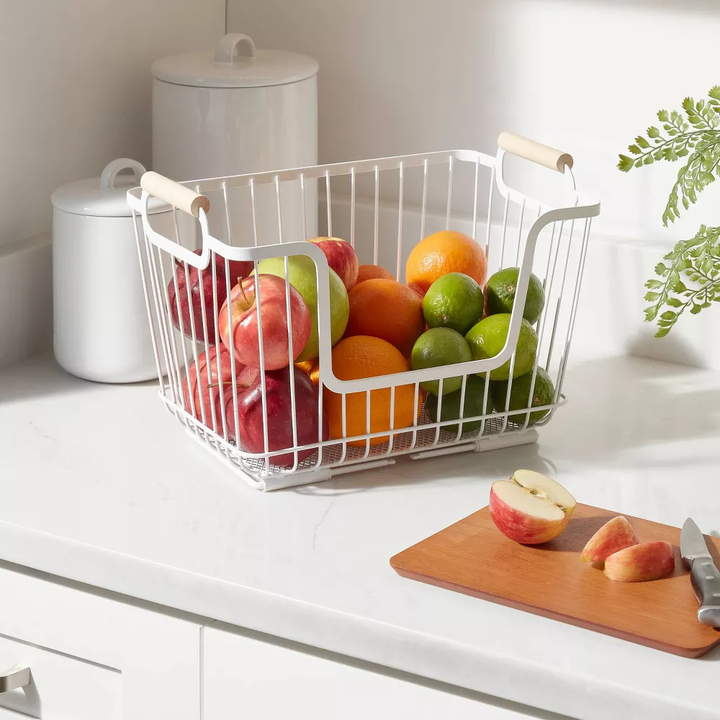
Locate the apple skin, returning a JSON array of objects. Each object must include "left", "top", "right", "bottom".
[
  {"left": 168, "top": 257, "right": 223, "bottom": 342},
  {"left": 224, "top": 365, "right": 327, "bottom": 468},
  {"left": 168, "top": 249, "right": 254, "bottom": 342},
  {"left": 257, "top": 255, "right": 349, "bottom": 362},
  {"left": 580, "top": 516, "right": 638, "bottom": 563},
  {"left": 218, "top": 255, "right": 255, "bottom": 288},
  {"left": 604, "top": 541, "right": 675, "bottom": 582},
  {"left": 218, "top": 275, "right": 311, "bottom": 371},
  {"left": 308, "top": 237, "right": 359, "bottom": 291},
  {"left": 182, "top": 346, "right": 244, "bottom": 433},
  {"left": 489, "top": 480, "right": 571, "bottom": 544}
]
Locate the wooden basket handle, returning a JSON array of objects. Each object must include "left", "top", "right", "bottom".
[
  {"left": 497, "top": 132, "right": 574, "bottom": 173},
  {"left": 140, "top": 172, "right": 210, "bottom": 217}
]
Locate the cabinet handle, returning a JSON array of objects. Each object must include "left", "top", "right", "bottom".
[{"left": 0, "top": 666, "right": 30, "bottom": 693}]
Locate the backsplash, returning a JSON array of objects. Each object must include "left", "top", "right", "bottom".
[
  {"left": 0, "top": 235, "right": 51, "bottom": 369},
  {"left": 2, "top": 198, "right": 715, "bottom": 373},
  {"left": 0, "top": 0, "right": 225, "bottom": 370},
  {"left": 323, "top": 195, "right": 720, "bottom": 372}
]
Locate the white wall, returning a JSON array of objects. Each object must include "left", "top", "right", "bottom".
[
  {"left": 0, "top": 0, "right": 225, "bottom": 250},
  {"left": 228, "top": 0, "right": 720, "bottom": 244},
  {"left": 0, "top": 0, "right": 225, "bottom": 368},
  {"left": 228, "top": 0, "right": 720, "bottom": 369}
]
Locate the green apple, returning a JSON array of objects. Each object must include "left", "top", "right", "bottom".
[{"left": 257, "top": 255, "right": 349, "bottom": 361}]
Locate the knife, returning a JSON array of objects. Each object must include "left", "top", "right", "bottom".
[{"left": 680, "top": 518, "right": 720, "bottom": 626}]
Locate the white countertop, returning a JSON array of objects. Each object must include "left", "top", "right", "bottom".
[{"left": 1, "top": 353, "right": 719, "bottom": 720}]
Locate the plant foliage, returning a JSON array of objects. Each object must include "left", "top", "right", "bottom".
[{"left": 618, "top": 87, "right": 720, "bottom": 335}]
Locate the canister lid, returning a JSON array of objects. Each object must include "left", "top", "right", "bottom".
[
  {"left": 151, "top": 33, "right": 318, "bottom": 89},
  {"left": 51, "top": 159, "right": 167, "bottom": 217}
]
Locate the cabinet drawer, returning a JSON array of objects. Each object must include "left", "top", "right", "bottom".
[
  {"left": 204, "top": 624, "right": 541, "bottom": 720},
  {"left": 0, "top": 634, "right": 120, "bottom": 719},
  {"left": 0, "top": 561, "right": 204, "bottom": 720}
]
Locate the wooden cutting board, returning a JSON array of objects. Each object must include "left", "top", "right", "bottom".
[{"left": 390, "top": 503, "right": 720, "bottom": 657}]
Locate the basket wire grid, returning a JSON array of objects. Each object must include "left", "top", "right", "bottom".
[{"left": 128, "top": 140, "right": 600, "bottom": 491}]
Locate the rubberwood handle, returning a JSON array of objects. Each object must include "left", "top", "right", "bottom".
[
  {"left": 497, "top": 132, "right": 573, "bottom": 173},
  {"left": 140, "top": 172, "right": 210, "bottom": 217}
]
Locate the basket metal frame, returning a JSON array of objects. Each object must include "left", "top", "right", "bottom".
[{"left": 128, "top": 145, "right": 600, "bottom": 491}]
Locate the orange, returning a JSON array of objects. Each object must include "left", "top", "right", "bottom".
[
  {"left": 405, "top": 230, "right": 488, "bottom": 294},
  {"left": 355, "top": 264, "right": 395, "bottom": 286},
  {"left": 295, "top": 359, "right": 320, "bottom": 385},
  {"left": 295, "top": 360, "right": 314, "bottom": 374},
  {"left": 325, "top": 336, "right": 422, "bottom": 446},
  {"left": 345, "top": 279, "right": 425, "bottom": 355}
]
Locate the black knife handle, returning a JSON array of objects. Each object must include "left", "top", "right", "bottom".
[{"left": 690, "top": 559, "right": 720, "bottom": 626}]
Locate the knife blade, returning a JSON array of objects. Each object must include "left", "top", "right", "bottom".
[{"left": 680, "top": 518, "right": 720, "bottom": 627}]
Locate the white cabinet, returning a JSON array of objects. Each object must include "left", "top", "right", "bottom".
[
  {"left": 203, "top": 623, "right": 538, "bottom": 720},
  {"left": 0, "top": 634, "right": 121, "bottom": 719},
  {"left": 0, "top": 562, "right": 203, "bottom": 720},
  {"left": 0, "top": 566, "right": 547, "bottom": 719}
]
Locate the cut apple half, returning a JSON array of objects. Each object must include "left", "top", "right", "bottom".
[
  {"left": 489, "top": 470, "right": 576, "bottom": 545},
  {"left": 511, "top": 469, "right": 576, "bottom": 514}
]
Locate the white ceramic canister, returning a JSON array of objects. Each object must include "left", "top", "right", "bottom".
[
  {"left": 152, "top": 33, "right": 319, "bottom": 247},
  {"left": 51, "top": 159, "right": 171, "bottom": 383}
]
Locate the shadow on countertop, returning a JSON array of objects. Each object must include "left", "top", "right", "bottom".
[
  {"left": 298, "top": 354, "right": 720, "bottom": 495},
  {"left": 540, "top": 354, "right": 720, "bottom": 466}
]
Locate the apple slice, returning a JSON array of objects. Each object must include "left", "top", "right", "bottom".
[
  {"left": 604, "top": 541, "right": 675, "bottom": 582},
  {"left": 580, "top": 516, "right": 638, "bottom": 563},
  {"left": 489, "top": 470, "right": 576, "bottom": 544}
]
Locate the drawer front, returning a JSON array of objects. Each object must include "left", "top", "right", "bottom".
[
  {"left": 0, "top": 634, "right": 120, "bottom": 719},
  {"left": 0, "top": 562, "right": 204, "bottom": 720},
  {"left": 204, "top": 624, "right": 539, "bottom": 720}
]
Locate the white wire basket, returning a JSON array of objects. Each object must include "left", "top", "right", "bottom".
[{"left": 128, "top": 133, "right": 600, "bottom": 491}]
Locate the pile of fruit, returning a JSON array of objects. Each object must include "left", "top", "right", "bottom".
[
  {"left": 490, "top": 471, "right": 676, "bottom": 582},
  {"left": 167, "top": 229, "right": 557, "bottom": 468}
]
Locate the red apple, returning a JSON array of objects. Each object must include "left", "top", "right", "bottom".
[
  {"left": 214, "top": 253, "right": 254, "bottom": 288},
  {"left": 604, "top": 541, "right": 675, "bottom": 582},
  {"left": 224, "top": 365, "right": 327, "bottom": 467},
  {"left": 168, "top": 250, "right": 255, "bottom": 343},
  {"left": 580, "top": 516, "right": 638, "bottom": 563},
  {"left": 181, "top": 346, "right": 244, "bottom": 433},
  {"left": 168, "top": 260, "right": 222, "bottom": 342},
  {"left": 218, "top": 275, "right": 311, "bottom": 371},
  {"left": 308, "top": 236, "right": 359, "bottom": 290},
  {"left": 489, "top": 469, "right": 576, "bottom": 544}
]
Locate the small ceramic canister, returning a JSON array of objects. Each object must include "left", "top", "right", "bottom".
[{"left": 51, "top": 158, "right": 170, "bottom": 383}]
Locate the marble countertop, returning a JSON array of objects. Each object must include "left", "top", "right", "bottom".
[{"left": 1, "top": 353, "right": 719, "bottom": 719}]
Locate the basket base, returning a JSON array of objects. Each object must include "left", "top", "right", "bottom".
[
  {"left": 183, "top": 424, "right": 539, "bottom": 492},
  {"left": 410, "top": 428, "right": 538, "bottom": 461}
]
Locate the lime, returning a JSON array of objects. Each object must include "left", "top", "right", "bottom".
[
  {"left": 491, "top": 367, "right": 555, "bottom": 425},
  {"left": 410, "top": 327, "right": 472, "bottom": 395},
  {"left": 485, "top": 267, "right": 545, "bottom": 325},
  {"left": 465, "top": 313, "right": 537, "bottom": 381},
  {"left": 423, "top": 272, "right": 484, "bottom": 334},
  {"left": 425, "top": 375, "right": 493, "bottom": 434}
]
